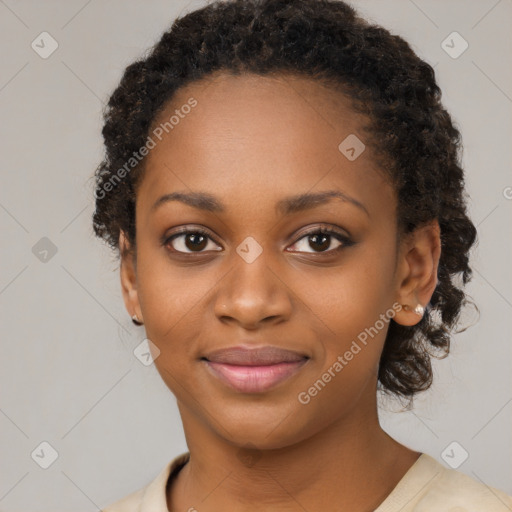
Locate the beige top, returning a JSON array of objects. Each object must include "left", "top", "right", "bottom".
[{"left": 101, "top": 452, "right": 512, "bottom": 511}]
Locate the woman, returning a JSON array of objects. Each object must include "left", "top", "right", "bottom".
[{"left": 92, "top": 0, "right": 512, "bottom": 510}]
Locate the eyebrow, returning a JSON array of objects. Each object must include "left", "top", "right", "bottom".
[{"left": 151, "top": 190, "right": 369, "bottom": 217}]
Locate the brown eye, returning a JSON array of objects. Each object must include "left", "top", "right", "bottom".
[
  {"left": 288, "top": 228, "right": 353, "bottom": 254},
  {"left": 165, "top": 229, "right": 222, "bottom": 254},
  {"left": 163, "top": 226, "right": 353, "bottom": 256}
]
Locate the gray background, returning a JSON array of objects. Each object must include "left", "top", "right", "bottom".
[{"left": 0, "top": 0, "right": 511, "bottom": 510}]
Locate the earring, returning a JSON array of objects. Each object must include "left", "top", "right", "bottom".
[
  {"left": 413, "top": 304, "right": 425, "bottom": 316},
  {"left": 132, "top": 314, "right": 143, "bottom": 326},
  {"left": 402, "top": 304, "right": 424, "bottom": 317}
]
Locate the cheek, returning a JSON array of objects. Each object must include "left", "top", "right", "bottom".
[
  {"left": 296, "top": 240, "right": 396, "bottom": 383},
  {"left": 136, "top": 242, "right": 211, "bottom": 325},
  {"left": 294, "top": 239, "right": 395, "bottom": 331},
  {"left": 135, "top": 250, "right": 215, "bottom": 378}
]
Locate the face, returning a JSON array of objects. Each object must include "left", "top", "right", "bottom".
[{"left": 120, "top": 72, "right": 439, "bottom": 450}]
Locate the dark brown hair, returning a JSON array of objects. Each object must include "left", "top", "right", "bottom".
[{"left": 91, "top": 0, "right": 477, "bottom": 406}]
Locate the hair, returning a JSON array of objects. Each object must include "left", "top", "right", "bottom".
[{"left": 91, "top": 0, "right": 478, "bottom": 406}]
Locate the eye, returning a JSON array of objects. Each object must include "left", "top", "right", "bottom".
[
  {"left": 164, "top": 227, "right": 222, "bottom": 254},
  {"left": 287, "top": 226, "right": 354, "bottom": 254},
  {"left": 163, "top": 225, "right": 354, "bottom": 255}
]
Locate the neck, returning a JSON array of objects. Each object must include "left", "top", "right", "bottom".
[{"left": 168, "top": 400, "right": 420, "bottom": 511}]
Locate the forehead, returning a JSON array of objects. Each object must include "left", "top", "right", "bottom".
[{"left": 138, "top": 72, "right": 392, "bottom": 217}]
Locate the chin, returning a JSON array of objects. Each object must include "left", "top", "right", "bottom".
[
  {"left": 210, "top": 406, "right": 314, "bottom": 451},
  {"left": 226, "top": 428, "right": 302, "bottom": 452}
]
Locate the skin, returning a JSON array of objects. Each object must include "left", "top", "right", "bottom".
[{"left": 119, "top": 71, "right": 441, "bottom": 511}]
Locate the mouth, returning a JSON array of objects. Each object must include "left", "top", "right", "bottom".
[{"left": 201, "top": 345, "right": 310, "bottom": 393}]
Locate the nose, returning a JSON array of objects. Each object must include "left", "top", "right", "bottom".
[{"left": 214, "top": 251, "right": 293, "bottom": 329}]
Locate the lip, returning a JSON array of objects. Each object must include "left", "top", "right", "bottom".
[{"left": 202, "top": 345, "right": 309, "bottom": 393}]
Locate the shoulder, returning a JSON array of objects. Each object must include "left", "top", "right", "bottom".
[
  {"left": 409, "top": 454, "right": 512, "bottom": 511},
  {"left": 100, "top": 452, "right": 190, "bottom": 512},
  {"left": 101, "top": 487, "right": 145, "bottom": 512}
]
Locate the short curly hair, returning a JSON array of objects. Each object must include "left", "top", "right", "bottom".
[{"left": 91, "top": 0, "right": 477, "bottom": 405}]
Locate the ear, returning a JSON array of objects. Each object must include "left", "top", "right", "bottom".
[
  {"left": 119, "top": 230, "right": 143, "bottom": 323},
  {"left": 393, "top": 219, "right": 441, "bottom": 326}
]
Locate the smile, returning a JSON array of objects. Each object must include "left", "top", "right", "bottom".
[{"left": 203, "top": 359, "right": 309, "bottom": 393}]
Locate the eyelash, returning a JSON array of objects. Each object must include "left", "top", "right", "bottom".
[{"left": 162, "top": 225, "right": 354, "bottom": 256}]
